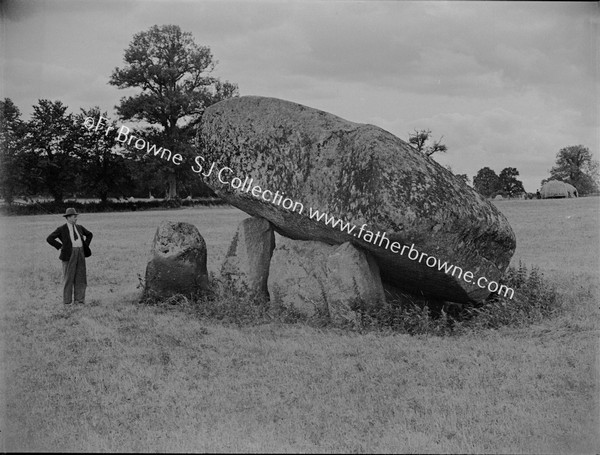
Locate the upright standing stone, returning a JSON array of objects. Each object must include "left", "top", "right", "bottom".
[
  {"left": 267, "top": 237, "right": 385, "bottom": 324},
  {"left": 221, "top": 217, "right": 275, "bottom": 298},
  {"left": 325, "top": 242, "right": 385, "bottom": 324},
  {"left": 144, "top": 221, "right": 209, "bottom": 298},
  {"left": 267, "top": 237, "right": 334, "bottom": 317}
]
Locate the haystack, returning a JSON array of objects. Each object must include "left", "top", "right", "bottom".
[
  {"left": 564, "top": 182, "right": 578, "bottom": 197},
  {"left": 540, "top": 180, "right": 577, "bottom": 198}
]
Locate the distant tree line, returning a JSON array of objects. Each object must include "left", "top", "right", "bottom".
[
  {"left": 2, "top": 24, "right": 597, "bottom": 205},
  {"left": 0, "top": 25, "right": 239, "bottom": 205},
  {"left": 472, "top": 166, "right": 525, "bottom": 198},
  {"left": 470, "top": 146, "right": 598, "bottom": 199},
  {"left": 409, "top": 128, "right": 598, "bottom": 199}
]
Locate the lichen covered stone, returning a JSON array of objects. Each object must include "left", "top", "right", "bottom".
[
  {"left": 144, "top": 221, "right": 209, "bottom": 298},
  {"left": 267, "top": 236, "right": 385, "bottom": 323},
  {"left": 198, "top": 96, "right": 516, "bottom": 303}
]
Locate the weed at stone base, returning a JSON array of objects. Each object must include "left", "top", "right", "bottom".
[
  {"left": 350, "top": 262, "right": 562, "bottom": 336},
  {"left": 135, "top": 263, "right": 562, "bottom": 336},
  {"left": 189, "top": 273, "right": 272, "bottom": 326},
  {"left": 462, "top": 261, "right": 561, "bottom": 330},
  {"left": 135, "top": 272, "right": 198, "bottom": 309}
]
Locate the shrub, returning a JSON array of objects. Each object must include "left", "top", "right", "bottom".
[
  {"left": 352, "top": 262, "right": 562, "bottom": 336},
  {"left": 461, "top": 261, "right": 561, "bottom": 330},
  {"left": 353, "top": 297, "right": 457, "bottom": 337},
  {"left": 138, "top": 271, "right": 335, "bottom": 328},
  {"left": 136, "top": 262, "right": 562, "bottom": 337},
  {"left": 190, "top": 275, "right": 272, "bottom": 326},
  {"left": 138, "top": 272, "right": 275, "bottom": 326}
]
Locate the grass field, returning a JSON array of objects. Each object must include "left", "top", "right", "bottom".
[{"left": 0, "top": 199, "right": 598, "bottom": 453}]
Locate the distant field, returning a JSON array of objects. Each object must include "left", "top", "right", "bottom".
[
  {"left": 493, "top": 197, "right": 600, "bottom": 277},
  {"left": 0, "top": 199, "right": 598, "bottom": 452}
]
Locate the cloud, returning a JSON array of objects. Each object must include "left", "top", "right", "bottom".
[
  {"left": 254, "top": 1, "right": 596, "bottom": 110},
  {"left": 2, "top": 0, "right": 596, "bottom": 194},
  {"left": 404, "top": 104, "right": 594, "bottom": 192}
]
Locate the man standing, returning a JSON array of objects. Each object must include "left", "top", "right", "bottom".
[{"left": 47, "top": 208, "right": 93, "bottom": 305}]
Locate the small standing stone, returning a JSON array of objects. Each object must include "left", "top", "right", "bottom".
[{"left": 144, "top": 221, "right": 209, "bottom": 298}]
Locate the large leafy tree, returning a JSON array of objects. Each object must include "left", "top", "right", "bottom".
[
  {"left": 109, "top": 24, "right": 239, "bottom": 199},
  {"left": 543, "top": 145, "right": 599, "bottom": 195},
  {"left": 498, "top": 167, "right": 525, "bottom": 197},
  {"left": 585, "top": 159, "right": 600, "bottom": 194},
  {"left": 408, "top": 129, "right": 448, "bottom": 157},
  {"left": 124, "top": 125, "right": 176, "bottom": 198},
  {"left": 0, "top": 98, "right": 27, "bottom": 203},
  {"left": 73, "top": 108, "right": 133, "bottom": 203},
  {"left": 473, "top": 166, "right": 501, "bottom": 198},
  {"left": 26, "top": 100, "right": 78, "bottom": 202}
]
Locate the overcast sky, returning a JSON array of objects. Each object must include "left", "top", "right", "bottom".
[{"left": 2, "top": 0, "right": 598, "bottom": 192}]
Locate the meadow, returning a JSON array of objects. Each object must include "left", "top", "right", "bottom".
[{"left": 0, "top": 198, "right": 598, "bottom": 453}]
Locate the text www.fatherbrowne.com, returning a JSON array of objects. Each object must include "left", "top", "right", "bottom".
[
  {"left": 194, "top": 158, "right": 514, "bottom": 301},
  {"left": 306, "top": 208, "right": 514, "bottom": 300},
  {"left": 83, "top": 115, "right": 515, "bottom": 300}
]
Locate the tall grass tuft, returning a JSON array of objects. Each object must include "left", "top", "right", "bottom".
[
  {"left": 191, "top": 274, "right": 273, "bottom": 326},
  {"left": 461, "top": 261, "right": 561, "bottom": 330},
  {"left": 338, "top": 262, "right": 563, "bottom": 336}
]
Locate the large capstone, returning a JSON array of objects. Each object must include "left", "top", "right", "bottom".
[
  {"left": 198, "top": 96, "right": 516, "bottom": 303},
  {"left": 144, "top": 221, "right": 209, "bottom": 298}
]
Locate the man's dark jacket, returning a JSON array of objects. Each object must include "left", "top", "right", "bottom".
[{"left": 47, "top": 223, "right": 93, "bottom": 261}]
